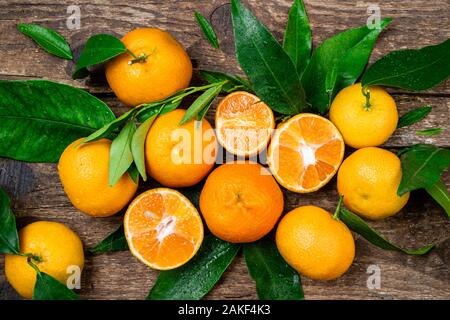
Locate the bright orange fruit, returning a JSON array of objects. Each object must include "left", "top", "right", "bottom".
[
  {"left": 215, "top": 91, "right": 275, "bottom": 157},
  {"left": 267, "top": 113, "right": 345, "bottom": 193},
  {"left": 124, "top": 188, "right": 204, "bottom": 270}
]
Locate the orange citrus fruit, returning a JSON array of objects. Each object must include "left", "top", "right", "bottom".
[
  {"left": 145, "top": 109, "right": 217, "bottom": 188},
  {"left": 58, "top": 138, "right": 138, "bottom": 217},
  {"left": 330, "top": 83, "right": 398, "bottom": 148},
  {"left": 276, "top": 206, "right": 355, "bottom": 281},
  {"left": 5, "top": 221, "right": 84, "bottom": 299},
  {"left": 267, "top": 113, "right": 345, "bottom": 193},
  {"left": 199, "top": 162, "right": 284, "bottom": 243},
  {"left": 124, "top": 188, "right": 204, "bottom": 270},
  {"left": 337, "top": 147, "right": 410, "bottom": 220},
  {"left": 105, "top": 28, "right": 192, "bottom": 107},
  {"left": 215, "top": 91, "right": 275, "bottom": 157}
]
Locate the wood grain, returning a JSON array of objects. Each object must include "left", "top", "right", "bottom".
[{"left": 0, "top": 0, "right": 449, "bottom": 300}]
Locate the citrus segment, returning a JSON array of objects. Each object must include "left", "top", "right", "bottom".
[
  {"left": 124, "top": 188, "right": 204, "bottom": 270},
  {"left": 215, "top": 91, "right": 275, "bottom": 157},
  {"left": 268, "top": 113, "right": 345, "bottom": 193}
]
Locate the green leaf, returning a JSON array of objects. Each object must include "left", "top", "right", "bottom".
[
  {"left": 179, "top": 85, "right": 222, "bottom": 125},
  {"left": 362, "top": 38, "right": 450, "bottom": 90},
  {"left": 0, "top": 80, "right": 116, "bottom": 163},
  {"left": 426, "top": 179, "right": 450, "bottom": 219},
  {"left": 195, "top": 12, "right": 219, "bottom": 49},
  {"left": 89, "top": 224, "right": 128, "bottom": 254},
  {"left": 416, "top": 128, "right": 443, "bottom": 136},
  {"left": 131, "top": 113, "right": 158, "bottom": 181},
  {"left": 244, "top": 237, "right": 303, "bottom": 300},
  {"left": 0, "top": 188, "right": 20, "bottom": 254},
  {"left": 147, "top": 234, "right": 240, "bottom": 300},
  {"left": 136, "top": 100, "right": 181, "bottom": 123},
  {"left": 18, "top": 23, "right": 73, "bottom": 60},
  {"left": 397, "top": 106, "right": 432, "bottom": 128},
  {"left": 231, "top": 0, "right": 306, "bottom": 115},
  {"left": 109, "top": 121, "right": 136, "bottom": 187},
  {"left": 73, "top": 34, "right": 127, "bottom": 79},
  {"left": 283, "top": 0, "right": 312, "bottom": 75},
  {"left": 33, "top": 272, "right": 78, "bottom": 300},
  {"left": 302, "top": 18, "right": 392, "bottom": 114},
  {"left": 398, "top": 144, "right": 450, "bottom": 195},
  {"left": 340, "top": 208, "right": 434, "bottom": 255},
  {"left": 200, "top": 70, "right": 253, "bottom": 93},
  {"left": 127, "top": 163, "right": 140, "bottom": 184},
  {"left": 84, "top": 108, "right": 135, "bottom": 144}
]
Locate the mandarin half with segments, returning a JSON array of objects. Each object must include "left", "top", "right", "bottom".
[{"left": 267, "top": 113, "right": 345, "bottom": 193}]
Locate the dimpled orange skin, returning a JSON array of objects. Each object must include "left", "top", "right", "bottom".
[
  {"left": 337, "top": 147, "right": 410, "bottom": 220},
  {"left": 105, "top": 28, "right": 192, "bottom": 107},
  {"left": 145, "top": 109, "right": 217, "bottom": 188},
  {"left": 58, "top": 138, "right": 138, "bottom": 217},
  {"left": 329, "top": 83, "right": 398, "bottom": 149},
  {"left": 276, "top": 206, "right": 355, "bottom": 281},
  {"left": 199, "top": 162, "right": 284, "bottom": 243},
  {"left": 5, "top": 221, "right": 84, "bottom": 299}
]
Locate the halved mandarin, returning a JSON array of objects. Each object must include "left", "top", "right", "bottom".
[
  {"left": 215, "top": 91, "right": 275, "bottom": 157},
  {"left": 124, "top": 188, "right": 204, "bottom": 270},
  {"left": 267, "top": 114, "right": 345, "bottom": 193}
]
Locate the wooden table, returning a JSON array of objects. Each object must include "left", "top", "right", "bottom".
[{"left": 0, "top": 0, "right": 449, "bottom": 300}]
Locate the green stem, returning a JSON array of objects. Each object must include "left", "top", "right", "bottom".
[
  {"left": 425, "top": 179, "right": 450, "bottom": 219},
  {"left": 333, "top": 195, "right": 344, "bottom": 220},
  {"left": 27, "top": 257, "right": 42, "bottom": 275},
  {"left": 126, "top": 48, "right": 138, "bottom": 60},
  {"left": 18, "top": 252, "right": 43, "bottom": 263},
  {"left": 128, "top": 53, "right": 148, "bottom": 65},
  {"left": 362, "top": 86, "right": 371, "bottom": 110}
]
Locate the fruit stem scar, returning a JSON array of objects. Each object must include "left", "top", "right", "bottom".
[
  {"left": 362, "top": 86, "right": 372, "bottom": 110},
  {"left": 18, "top": 252, "right": 43, "bottom": 263},
  {"left": 333, "top": 195, "right": 344, "bottom": 220}
]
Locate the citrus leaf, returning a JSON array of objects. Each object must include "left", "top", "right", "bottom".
[
  {"left": 131, "top": 113, "right": 158, "bottom": 181},
  {"left": 84, "top": 108, "right": 135, "bottom": 144},
  {"left": 340, "top": 208, "right": 434, "bottom": 255},
  {"left": 18, "top": 23, "right": 73, "bottom": 60},
  {"left": 109, "top": 121, "right": 136, "bottom": 187},
  {"left": 0, "top": 80, "right": 116, "bottom": 163},
  {"left": 231, "top": 0, "right": 306, "bottom": 115},
  {"left": 89, "top": 224, "right": 128, "bottom": 254},
  {"left": 398, "top": 144, "right": 450, "bottom": 195},
  {"left": 244, "top": 237, "right": 303, "bottom": 300},
  {"left": 397, "top": 106, "right": 432, "bottom": 128},
  {"left": 0, "top": 188, "right": 19, "bottom": 255},
  {"left": 283, "top": 0, "right": 312, "bottom": 75},
  {"left": 426, "top": 179, "right": 450, "bottom": 219},
  {"left": 33, "top": 272, "right": 78, "bottom": 300},
  {"left": 362, "top": 38, "right": 450, "bottom": 90},
  {"left": 416, "top": 128, "right": 443, "bottom": 136},
  {"left": 195, "top": 11, "right": 219, "bottom": 49},
  {"left": 200, "top": 70, "right": 253, "bottom": 93},
  {"left": 127, "top": 163, "right": 140, "bottom": 184},
  {"left": 73, "top": 34, "right": 127, "bottom": 79},
  {"left": 302, "top": 18, "right": 392, "bottom": 114},
  {"left": 180, "top": 85, "right": 222, "bottom": 125},
  {"left": 147, "top": 234, "right": 240, "bottom": 300}
]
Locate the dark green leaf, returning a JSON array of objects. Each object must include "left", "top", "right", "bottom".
[
  {"left": 0, "top": 80, "right": 116, "bottom": 163},
  {"left": 180, "top": 85, "right": 222, "bottom": 125},
  {"left": 302, "top": 19, "right": 392, "bottom": 114},
  {"left": 127, "top": 163, "right": 140, "bottom": 184},
  {"left": 200, "top": 70, "right": 253, "bottom": 93},
  {"left": 397, "top": 106, "right": 432, "bottom": 128},
  {"left": 231, "top": 0, "right": 306, "bottom": 115},
  {"left": 340, "top": 208, "right": 434, "bottom": 255},
  {"left": 0, "top": 188, "right": 20, "bottom": 254},
  {"left": 73, "top": 34, "right": 127, "bottom": 79},
  {"left": 244, "top": 237, "right": 303, "bottom": 300},
  {"left": 398, "top": 144, "right": 450, "bottom": 195},
  {"left": 147, "top": 234, "right": 240, "bottom": 300},
  {"left": 195, "top": 12, "right": 219, "bottom": 49},
  {"left": 18, "top": 23, "right": 73, "bottom": 60},
  {"left": 131, "top": 113, "right": 158, "bottom": 181},
  {"left": 89, "top": 224, "right": 128, "bottom": 254},
  {"left": 426, "top": 179, "right": 450, "bottom": 219},
  {"left": 33, "top": 272, "right": 78, "bottom": 300},
  {"left": 362, "top": 38, "right": 450, "bottom": 90},
  {"left": 136, "top": 100, "right": 181, "bottom": 123},
  {"left": 84, "top": 108, "right": 135, "bottom": 143},
  {"left": 416, "top": 128, "right": 443, "bottom": 136},
  {"left": 109, "top": 121, "right": 136, "bottom": 187},
  {"left": 283, "top": 0, "right": 311, "bottom": 75}
]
